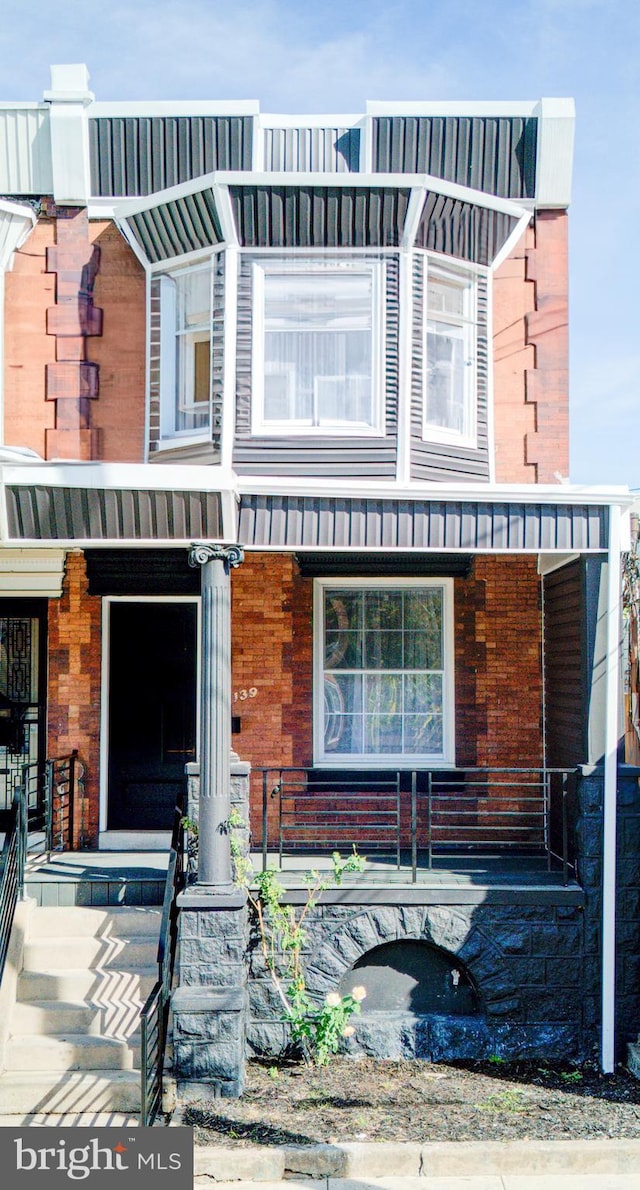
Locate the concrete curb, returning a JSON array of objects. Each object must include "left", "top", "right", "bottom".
[{"left": 185, "top": 1137, "right": 640, "bottom": 1180}]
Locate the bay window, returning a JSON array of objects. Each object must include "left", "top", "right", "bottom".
[
  {"left": 252, "top": 260, "right": 384, "bottom": 435},
  {"left": 314, "top": 579, "right": 454, "bottom": 766},
  {"left": 424, "top": 263, "right": 477, "bottom": 447}
]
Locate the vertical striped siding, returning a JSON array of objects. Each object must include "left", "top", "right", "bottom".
[
  {"left": 264, "top": 126, "right": 360, "bottom": 172},
  {"left": 233, "top": 253, "right": 399, "bottom": 477},
  {"left": 543, "top": 560, "right": 586, "bottom": 766},
  {"left": 89, "top": 116, "right": 253, "bottom": 196},
  {"left": 373, "top": 116, "right": 537, "bottom": 199},
  {"left": 0, "top": 108, "right": 53, "bottom": 194},
  {"left": 229, "top": 186, "right": 410, "bottom": 248}
]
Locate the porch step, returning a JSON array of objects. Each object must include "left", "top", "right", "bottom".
[
  {"left": 0, "top": 1072, "right": 141, "bottom": 1115},
  {"left": 27, "top": 907, "right": 162, "bottom": 938},
  {"left": 5, "top": 1034, "right": 135, "bottom": 1073},
  {"left": 12, "top": 1000, "right": 143, "bottom": 1039},
  {"left": 17, "top": 968, "right": 157, "bottom": 1004},
  {"left": 22, "top": 936, "right": 157, "bottom": 971},
  {"left": 0, "top": 903, "right": 163, "bottom": 1116}
]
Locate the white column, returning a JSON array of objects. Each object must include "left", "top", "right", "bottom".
[
  {"left": 601, "top": 503, "right": 622, "bottom": 1072},
  {"left": 189, "top": 543, "right": 243, "bottom": 890}
]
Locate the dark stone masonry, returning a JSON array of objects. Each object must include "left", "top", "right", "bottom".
[{"left": 172, "top": 763, "right": 640, "bottom": 1096}]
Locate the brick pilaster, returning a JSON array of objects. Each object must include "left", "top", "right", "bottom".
[{"left": 45, "top": 205, "right": 102, "bottom": 460}]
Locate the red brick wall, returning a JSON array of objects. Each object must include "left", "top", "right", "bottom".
[
  {"left": 89, "top": 222, "right": 146, "bottom": 461},
  {"left": 493, "top": 213, "right": 569, "bottom": 484},
  {"left": 4, "top": 219, "right": 57, "bottom": 456},
  {"left": 47, "top": 551, "right": 102, "bottom": 846},
  {"left": 232, "top": 553, "right": 544, "bottom": 830},
  {"left": 4, "top": 215, "right": 146, "bottom": 462}
]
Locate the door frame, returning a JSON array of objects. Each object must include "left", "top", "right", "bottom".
[{"left": 99, "top": 594, "right": 201, "bottom": 848}]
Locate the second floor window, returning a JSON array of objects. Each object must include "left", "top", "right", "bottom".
[
  {"left": 424, "top": 264, "right": 477, "bottom": 447},
  {"left": 159, "top": 262, "right": 213, "bottom": 439},
  {"left": 252, "top": 261, "right": 384, "bottom": 435}
]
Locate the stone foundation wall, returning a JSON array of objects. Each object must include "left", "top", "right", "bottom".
[{"left": 246, "top": 896, "right": 584, "bottom": 1062}]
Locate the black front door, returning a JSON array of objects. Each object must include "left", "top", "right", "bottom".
[{"left": 107, "top": 601, "right": 197, "bottom": 831}]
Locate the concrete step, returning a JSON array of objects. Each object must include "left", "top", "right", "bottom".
[
  {"left": 27, "top": 906, "right": 162, "bottom": 940},
  {"left": 23, "top": 936, "right": 158, "bottom": 972},
  {"left": 5, "top": 1034, "right": 135, "bottom": 1073},
  {"left": 12, "top": 1000, "right": 144, "bottom": 1039},
  {"left": 0, "top": 1071, "right": 141, "bottom": 1114},
  {"left": 18, "top": 967, "right": 158, "bottom": 1003}
]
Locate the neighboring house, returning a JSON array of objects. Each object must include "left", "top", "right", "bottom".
[{"left": 0, "top": 64, "right": 636, "bottom": 1105}]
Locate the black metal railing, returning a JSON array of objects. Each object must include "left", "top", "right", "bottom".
[
  {"left": 0, "top": 786, "right": 26, "bottom": 985},
  {"left": 20, "top": 751, "right": 83, "bottom": 854},
  {"left": 140, "top": 803, "right": 185, "bottom": 1128},
  {"left": 0, "top": 751, "right": 82, "bottom": 988},
  {"left": 256, "top": 766, "right": 577, "bottom": 883}
]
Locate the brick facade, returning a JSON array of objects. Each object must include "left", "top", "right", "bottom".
[
  {"left": 493, "top": 213, "right": 569, "bottom": 483},
  {"left": 47, "top": 551, "right": 102, "bottom": 846},
  {"left": 231, "top": 552, "right": 543, "bottom": 832},
  {"left": 4, "top": 214, "right": 146, "bottom": 463}
]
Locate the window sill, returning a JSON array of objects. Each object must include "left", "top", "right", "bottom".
[{"left": 251, "top": 424, "right": 386, "bottom": 438}]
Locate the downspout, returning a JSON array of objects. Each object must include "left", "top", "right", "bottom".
[{"left": 601, "top": 501, "right": 623, "bottom": 1072}]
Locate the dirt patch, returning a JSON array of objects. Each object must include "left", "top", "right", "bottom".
[{"left": 185, "top": 1058, "right": 640, "bottom": 1145}]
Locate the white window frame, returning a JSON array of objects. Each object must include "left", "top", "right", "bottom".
[
  {"left": 251, "top": 258, "right": 386, "bottom": 437},
  {"left": 313, "top": 577, "right": 455, "bottom": 768},
  {"left": 159, "top": 259, "right": 214, "bottom": 443},
  {"left": 422, "top": 259, "right": 478, "bottom": 449}
]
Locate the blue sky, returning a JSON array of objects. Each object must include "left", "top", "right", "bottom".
[{"left": 1, "top": 0, "right": 638, "bottom": 486}]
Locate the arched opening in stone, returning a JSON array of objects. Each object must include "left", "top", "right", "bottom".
[{"left": 339, "top": 940, "right": 480, "bottom": 1016}]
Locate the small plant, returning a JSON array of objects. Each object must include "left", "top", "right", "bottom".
[
  {"left": 488, "top": 1054, "right": 505, "bottom": 1065},
  {"left": 477, "top": 1089, "right": 528, "bottom": 1114},
  {"left": 238, "top": 847, "right": 367, "bottom": 1066},
  {"left": 560, "top": 1070, "right": 583, "bottom": 1084}
]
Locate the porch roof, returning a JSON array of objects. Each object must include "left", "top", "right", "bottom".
[{"left": 0, "top": 460, "right": 630, "bottom": 552}]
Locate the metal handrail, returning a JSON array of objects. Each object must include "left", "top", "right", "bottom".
[
  {"left": 255, "top": 765, "right": 578, "bottom": 883},
  {"left": 0, "top": 751, "right": 81, "bottom": 989},
  {"left": 140, "top": 802, "right": 185, "bottom": 1127}
]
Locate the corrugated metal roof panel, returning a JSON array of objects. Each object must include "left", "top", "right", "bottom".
[
  {"left": 126, "top": 188, "right": 223, "bottom": 262},
  {"left": 229, "top": 185, "right": 410, "bottom": 247},
  {"left": 373, "top": 116, "right": 537, "bottom": 199},
  {"left": 0, "top": 107, "right": 53, "bottom": 194},
  {"left": 238, "top": 494, "right": 608, "bottom": 552},
  {"left": 264, "top": 126, "right": 360, "bottom": 172},
  {"left": 415, "top": 191, "right": 518, "bottom": 267},
  {"left": 89, "top": 115, "right": 253, "bottom": 196},
  {"left": 6, "top": 486, "right": 223, "bottom": 542}
]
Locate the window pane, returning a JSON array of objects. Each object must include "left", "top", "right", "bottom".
[
  {"left": 427, "top": 277, "right": 465, "bottom": 317},
  {"left": 176, "top": 268, "right": 210, "bottom": 331},
  {"left": 325, "top": 591, "right": 362, "bottom": 632},
  {"left": 426, "top": 321, "right": 466, "bottom": 434},
  {"left": 365, "top": 591, "right": 402, "bottom": 630},
  {"left": 365, "top": 714, "right": 403, "bottom": 753},
  {"left": 193, "top": 339, "right": 211, "bottom": 405},
  {"left": 262, "top": 269, "right": 375, "bottom": 427},
  {"left": 404, "top": 714, "right": 443, "bottom": 753},
  {"left": 365, "top": 631, "right": 403, "bottom": 669},
  {"left": 404, "top": 673, "right": 442, "bottom": 714},
  {"left": 324, "top": 674, "right": 363, "bottom": 754},
  {"left": 404, "top": 591, "right": 443, "bottom": 668},
  {"left": 366, "top": 673, "right": 402, "bottom": 714},
  {"left": 325, "top": 631, "right": 363, "bottom": 669},
  {"left": 266, "top": 272, "right": 372, "bottom": 330}
]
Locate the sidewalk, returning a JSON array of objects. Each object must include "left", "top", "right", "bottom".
[{"left": 191, "top": 1140, "right": 640, "bottom": 1188}]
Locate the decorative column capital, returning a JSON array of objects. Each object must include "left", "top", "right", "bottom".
[{"left": 189, "top": 543, "right": 244, "bottom": 572}]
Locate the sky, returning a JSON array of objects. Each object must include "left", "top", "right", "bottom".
[{"left": 0, "top": 0, "right": 638, "bottom": 488}]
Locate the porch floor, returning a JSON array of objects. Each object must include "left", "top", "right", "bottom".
[{"left": 21, "top": 848, "right": 582, "bottom": 906}]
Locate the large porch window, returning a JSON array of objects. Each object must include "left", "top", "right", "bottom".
[{"left": 313, "top": 578, "right": 454, "bottom": 766}]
